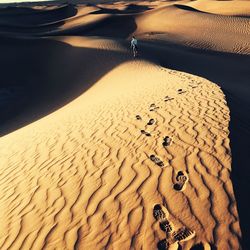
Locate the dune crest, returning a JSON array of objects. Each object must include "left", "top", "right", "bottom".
[{"left": 0, "top": 49, "right": 240, "bottom": 249}]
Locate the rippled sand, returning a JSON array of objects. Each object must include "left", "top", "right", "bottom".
[{"left": 0, "top": 1, "right": 249, "bottom": 249}]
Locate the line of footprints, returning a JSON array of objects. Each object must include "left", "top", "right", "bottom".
[
  {"left": 136, "top": 89, "right": 190, "bottom": 192},
  {"left": 153, "top": 204, "right": 195, "bottom": 249},
  {"left": 136, "top": 86, "right": 200, "bottom": 249}
]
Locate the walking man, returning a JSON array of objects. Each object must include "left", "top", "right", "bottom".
[{"left": 130, "top": 36, "right": 138, "bottom": 57}]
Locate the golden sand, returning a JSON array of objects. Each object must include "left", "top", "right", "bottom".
[{"left": 0, "top": 1, "right": 249, "bottom": 249}]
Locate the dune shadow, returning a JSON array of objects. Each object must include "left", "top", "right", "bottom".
[
  {"left": 174, "top": 4, "right": 250, "bottom": 18},
  {"left": 235, "top": 14, "right": 250, "bottom": 18},
  {"left": 0, "top": 4, "right": 77, "bottom": 35},
  {"left": 0, "top": 20, "right": 65, "bottom": 34},
  {"left": 0, "top": 36, "right": 131, "bottom": 136},
  {"left": 173, "top": 4, "right": 207, "bottom": 14},
  {"left": 92, "top": 4, "right": 152, "bottom": 14},
  {"left": 141, "top": 40, "right": 250, "bottom": 249},
  {"left": 0, "top": 4, "right": 77, "bottom": 25},
  {"left": 0, "top": 4, "right": 138, "bottom": 38},
  {"left": 124, "top": 4, "right": 153, "bottom": 13},
  {"left": 91, "top": 7, "right": 124, "bottom": 15},
  {"left": 56, "top": 14, "right": 137, "bottom": 39},
  {"left": 0, "top": 4, "right": 138, "bottom": 135}
]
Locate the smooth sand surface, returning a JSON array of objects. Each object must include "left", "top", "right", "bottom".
[{"left": 0, "top": 1, "right": 249, "bottom": 249}]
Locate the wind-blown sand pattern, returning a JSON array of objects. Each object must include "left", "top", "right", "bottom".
[{"left": 1, "top": 0, "right": 249, "bottom": 249}]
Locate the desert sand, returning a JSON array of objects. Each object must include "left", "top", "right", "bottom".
[{"left": 0, "top": 0, "right": 250, "bottom": 249}]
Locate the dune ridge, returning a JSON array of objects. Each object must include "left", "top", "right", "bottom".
[
  {"left": 0, "top": 1, "right": 249, "bottom": 249},
  {"left": 0, "top": 54, "right": 240, "bottom": 249}
]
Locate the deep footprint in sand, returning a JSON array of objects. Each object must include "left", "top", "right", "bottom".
[
  {"left": 173, "top": 171, "right": 188, "bottom": 191},
  {"left": 163, "top": 136, "right": 172, "bottom": 147},
  {"left": 150, "top": 155, "right": 164, "bottom": 167},
  {"left": 177, "top": 89, "right": 186, "bottom": 94},
  {"left": 149, "top": 103, "right": 160, "bottom": 111},
  {"left": 141, "top": 130, "right": 151, "bottom": 137},
  {"left": 189, "top": 84, "right": 198, "bottom": 89},
  {"left": 172, "top": 227, "right": 196, "bottom": 242},
  {"left": 176, "top": 171, "right": 187, "bottom": 181},
  {"left": 153, "top": 204, "right": 175, "bottom": 234},
  {"left": 136, "top": 115, "right": 142, "bottom": 120},
  {"left": 164, "top": 96, "right": 174, "bottom": 102},
  {"left": 153, "top": 204, "right": 168, "bottom": 221},
  {"left": 160, "top": 219, "right": 175, "bottom": 234},
  {"left": 147, "top": 118, "right": 155, "bottom": 125},
  {"left": 157, "top": 239, "right": 171, "bottom": 250},
  {"left": 154, "top": 204, "right": 195, "bottom": 249},
  {"left": 157, "top": 227, "right": 195, "bottom": 250}
]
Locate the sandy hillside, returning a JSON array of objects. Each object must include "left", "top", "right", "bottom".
[{"left": 0, "top": 1, "right": 250, "bottom": 249}]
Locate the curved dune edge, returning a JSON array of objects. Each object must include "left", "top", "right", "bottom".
[{"left": 0, "top": 36, "right": 241, "bottom": 249}]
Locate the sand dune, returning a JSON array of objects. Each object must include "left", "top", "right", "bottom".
[
  {"left": 186, "top": 0, "right": 250, "bottom": 17},
  {"left": 136, "top": 4, "right": 250, "bottom": 54},
  {"left": 0, "top": 0, "right": 249, "bottom": 249},
  {"left": 0, "top": 4, "right": 78, "bottom": 25},
  {"left": 1, "top": 2, "right": 249, "bottom": 54}
]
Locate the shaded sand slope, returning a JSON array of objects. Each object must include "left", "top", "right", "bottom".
[
  {"left": 0, "top": 4, "right": 78, "bottom": 26},
  {"left": 1, "top": 1, "right": 250, "bottom": 249},
  {"left": 0, "top": 37, "right": 131, "bottom": 134}
]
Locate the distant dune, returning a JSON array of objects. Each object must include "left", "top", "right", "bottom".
[{"left": 0, "top": 1, "right": 249, "bottom": 249}]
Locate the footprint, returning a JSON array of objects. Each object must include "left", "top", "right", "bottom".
[
  {"left": 157, "top": 239, "right": 179, "bottom": 250},
  {"left": 153, "top": 204, "right": 174, "bottom": 235},
  {"left": 177, "top": 89, "right": 186, "bottom": 94},
  {"left": 136, "top": 115, "right": 142, "bottom": 120},
  {"left": 176, "top": 171, "right": 186, "bottom": 181},
  {"left": 189, "top": 84, "right": 198, "bottom": 89},
  {"left": 163, "top": 136, "right": 172, "bottom": 147},
  {"left": 160, "top": 219, "right": 175, "bottom": 234},
  {"left": 157, "top": 227, "right": 195, "bottom": 250},
  {"left": 176, "top": 172, "right": 188, "bottom": 185},
  {"left": 164, "top": 96, "right": 174, "bottom": 102},
  {"left": 157, "top": 239, "right": 170, "bottom": 250},
  {"left": 173, "top": 171, "right": 188, "bottom": 191},
  {"left": 150, "top": 103, "right": 160, "bottom": 111},
  {"left": 150, "top": 108, "right": 159, "bottom": 112},
  {"left": 172, "top": 227, "right": 195, "bottom": 242},
  {"left": 153, "top": 204, "right": 168, "bottom": 221},
  {"left": 154, "top": 204, "right": 195, "bottom": 250},
  {"left": 141, "top": 130, "right": 151, "bottom": 137},
  {"left": 147, "top": 118, "right": 155, "bottom": 125},
  {"left": 150, "top": 155, "right": 164, "bottom": 167}
]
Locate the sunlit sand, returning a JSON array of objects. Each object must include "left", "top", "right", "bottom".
[{"left": 0, "top": 1, "right": 249, "bottom": 249}]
